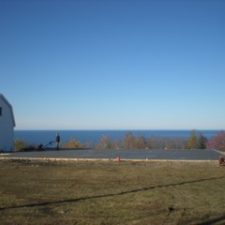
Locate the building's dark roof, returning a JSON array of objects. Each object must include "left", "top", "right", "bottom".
[{"left": 0, "top": 94, "right": 16, "bottom": 127}]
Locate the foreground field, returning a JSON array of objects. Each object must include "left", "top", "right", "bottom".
[{"left": 0, "top": 160, "right": 225, "bottom": 225}]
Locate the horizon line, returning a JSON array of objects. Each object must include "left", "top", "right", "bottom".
[{"left": 14, "top": 128, "right": 224, "bottom": 131}]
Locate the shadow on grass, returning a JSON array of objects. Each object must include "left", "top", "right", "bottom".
[
  {"left": 0, "top": 175, "right": 225, "bottom": 212},
  {"left": 194, "top": 214, "right": 225, "bottom": 225}
]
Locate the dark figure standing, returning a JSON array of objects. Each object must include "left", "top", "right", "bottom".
[{"left": 56, "top": 133, "right": 60, "bottom": 150}]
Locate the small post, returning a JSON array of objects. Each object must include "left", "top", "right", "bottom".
[
  {"left": 116, "top": 155, "right": 121, "bottom": 163},
  {"left": 56, "top": 132, "right": 60, "bottom": 150}
]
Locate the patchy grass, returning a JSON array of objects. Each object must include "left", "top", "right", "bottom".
[{"left": 0, "top": 160, "right": 225, "bottom": 225}]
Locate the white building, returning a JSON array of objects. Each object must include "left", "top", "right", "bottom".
[{"left": 0, "top": 94, "right": 16, "bottom": 151}]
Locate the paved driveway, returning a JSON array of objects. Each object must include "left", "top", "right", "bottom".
[{"left": 3, "top": 149, "right": 221, "bottom": 160}]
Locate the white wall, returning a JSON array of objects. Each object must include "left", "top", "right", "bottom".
[{"left": 0, "top": 97, "right": 14, "bottom": 151}]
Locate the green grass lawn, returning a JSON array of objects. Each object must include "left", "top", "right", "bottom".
[{"left": 0, "top": 160, "right": 225, "bottom": 225}]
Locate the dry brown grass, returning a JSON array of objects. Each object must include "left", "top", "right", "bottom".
[{"left": 0, "top": 160, "right": 225, "bottom": 225}]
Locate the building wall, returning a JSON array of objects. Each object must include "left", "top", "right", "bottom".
[{"left": 0, "top": 97, "right": 14, "bottom": 151}]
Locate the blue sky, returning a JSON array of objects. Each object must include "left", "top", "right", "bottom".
[{"left": 0, "top": 0, "right": 225, "bottom": 130}]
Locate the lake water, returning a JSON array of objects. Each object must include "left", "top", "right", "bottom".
[{"left": 14, "top": 130, "right": 219, "bottom": 145}]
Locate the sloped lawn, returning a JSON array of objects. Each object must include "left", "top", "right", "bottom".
[{"left": 0, "top": 160, "right": 225, "bottom": 225}]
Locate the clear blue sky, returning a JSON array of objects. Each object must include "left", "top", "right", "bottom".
[{"left": 1, "top": 0, "right": 225, "bottom": 130}]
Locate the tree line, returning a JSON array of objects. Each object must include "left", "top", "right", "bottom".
[
  {"left": 14, "top": 130, "right": 225, "bottom": 151},
  {"left": 95, "top": 130, "right": 208, "bottom": 150}
]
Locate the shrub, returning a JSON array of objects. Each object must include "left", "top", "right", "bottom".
[
  {"left": 207, "top": 131, "right": 225, "bottom": 151},
  {"left": 186, "top": 130, "right": 207, "bottom": 149},
  {"left": 63, "top": 139, "right": 82, "bottom": 149},
  {"left": 14, "top": 139, "right": 27, "bottom": 151},
  {"left": 123, "top": 133, "right": 147, "bottom": 149},
  {"left": 96, "top": 136, "right": 114, "bottom": 150}
]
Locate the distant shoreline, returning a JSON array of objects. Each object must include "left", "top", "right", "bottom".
[{"left": 14, "top": 129, "right": 222, "bottom": 131}]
